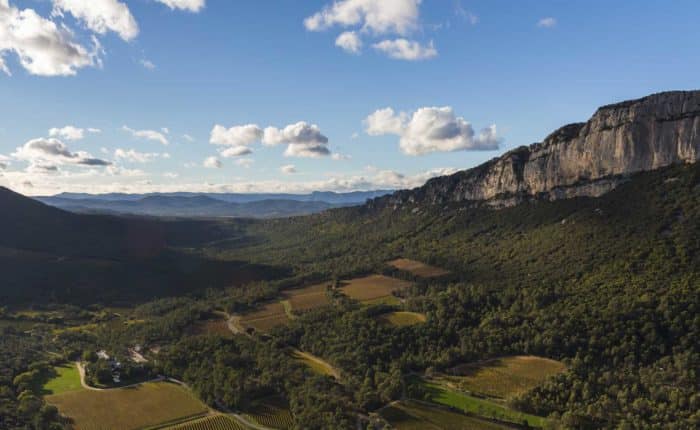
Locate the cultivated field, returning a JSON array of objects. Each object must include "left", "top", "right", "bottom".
[
  {"left": 291, "top": 350, "right": 340, "bottom": 379},
  {"left": 239, "top": 302, "right": 290, "bottom": 332},
  {"left": 339, "top": 275, "right": 412, "bottom": 303},
  {"left": 416, "top": 378, "right": 547, "bottom": 428},
  {"left": 446, "top": 356, "right": 567, "bottom": 399},
  {"left": 282, "top": 283, "right": 332, "bottom": 313},
  {"left": 380, "top": 400, "right": 509, "bottom": 430},
  {"left": 42, "top": 363, "right": 83, "bottom": 395},
  {"left": 387, "top": 258, "right": 450, "bottom": 278},
  {"left": 163, "top": 414, "right": 249, "bottom": 430},
  {"left": 46, "top": 381, "right": 209, "bottom": 430},
  {"left": 243, "top": 396, "right": 293, "bottom": 429},
  {"left": 377, "top": 311, "right": 427, "bottom": 327}
]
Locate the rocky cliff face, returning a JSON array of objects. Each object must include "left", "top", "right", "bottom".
[{"left": 371, "top": 90, "right": 700, "bottom": 209}]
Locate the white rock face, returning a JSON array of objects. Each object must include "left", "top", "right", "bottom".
[{"left": 375, "top": 91, "right": 700, "bottom": 207}]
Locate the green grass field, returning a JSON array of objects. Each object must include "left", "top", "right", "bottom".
[
  {"left": 291, "top": 350, "right": 340, "bottom": 379},
  {"left": 243, "top": 396, "right": 293, "bottom": 429},
  {"left": 42, "top": 363, "right": 83, "bottom": 395},
  {"left": 446, "top": 356, "right": 567, "bottom": 399},
  {"left": 377, "top": 311, "right": 427, "bottom": 327},
  {"left": 415, "top": 378, "right": 547, "bottom": 428},
  {"left": 46, "top": 381, "right": 209, "bottom": 430},
  {"left": 161, "top": 414, "right": 249, "bottom": 430},
  {"left": 380, "top": 400, "right": 509, "bottom": 430}
]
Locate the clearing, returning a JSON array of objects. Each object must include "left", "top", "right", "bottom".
[
  {"left": 186, "top": 314, "right": 234, "bottom": 338},
  {"left": 239, "top": 302, "right": 290, "bottom": 333},
  {"left": 46, "top": 381, "right": 209, "bottom": 430},
  {"left": 242, "top": 396, "right": 293, "bottom": 429},
  {"left": 282, "top": 283, "right": 332, "bottom": 313},
  {"left": 387, "top": 258, "right": 450, "bottom": 278},
  {"left": 414, "top": 377, "right": 547, "bottom": 428},
  {"left": 379, "top": 400, "right": 510, "bottom": 430},
  {"left": 339, "top": 275, "right": 412, "bottom": 303},
  {"left": 161, "top": 414, "right": 250, "bottom": 430},
  {"left": 445, "top": 356, "right": 567, "bottom": 399},
  {"left": 291, "top": 349, "right": 340, "bottom": 379},
  {"left": 42, "top": 363, "right": 84, "bottom": 395},
  {"left": 376, "top": 311, "right": 427, "bottom": 327}
]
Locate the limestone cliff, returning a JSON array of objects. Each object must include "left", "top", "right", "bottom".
[{"left": 371, "top": 90, "right": 700, "bottom": 209}]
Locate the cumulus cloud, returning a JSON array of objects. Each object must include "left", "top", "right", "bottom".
[
  {"left": 210, "top": 124, "right": 262, "bottom": 157},
  {"left": 0, "top": 154, "right": 9, "bottom": 170},
  {"left": 114, "top": 148, "right": 168, "bottom": 163},
  {"left": 13, "top": 137, "right": 111, "bottom": 169},
  {"left": 0, "top": 1, "right": 101, "bottom": 76},
  {"left": 48, "top": 125, "right": 100, "bottom": 140},
  {"left": 304, "top": 0, "right": 436, "bottom": 60},
  {"left": 154, "top": 0, "right": 206, "bottom": 13},
  {"left": 182, "top": 134, "right": 195, "bottom": 142},
  {"left": 335, "top": 31, "right": 362, "bottom": 54},
  {"left": 203, "top": 156, "right": 221, "bottom": 169},
  {"left": 364, "top": 106, "right": 501, "bottom": 155},
  {"left": 122, "top": 126, "right": 169, "bottom": 145},
  {"left": 280, "top": 164, "right": 297, "bottom": 174},
  {"left": 372, "top": 38, "right": 436, "bottom": 60},
  {"left": 263, "top": 122, "right": 331, "bottom": 158},
  {"left": 210, "top": 124, "right": 262, "bottom": 146},
  {"left": 220, "top": 146, "right": 252, "bottom": 158},
  {"left": 305, "top": 0, "right": 421, "bottom": 35},
  {"left": 537, "top": 17, "right": 557, "bottom": 28},
  {"left": 365, "top": 107, "right": 406, "bottom": 136},
  {"left": 51, "top": 0, "right": 139, "bottom": 41}
]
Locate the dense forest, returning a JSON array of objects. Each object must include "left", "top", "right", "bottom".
[{"left": 0, "top": 163, "right": 698, "bottom": 429}]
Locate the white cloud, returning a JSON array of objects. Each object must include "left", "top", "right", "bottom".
[
  {"left": 0, "top": 154, "right": 9, "bottom": 170},
  {"left": 537, "top": 17, "right": 557, "bottom": 28},
  {"left": 331, "top": 153, "right": 351, "bottom": 161},
  {"left": 203, "top": 156, "right": 221, "bottom": 169},
  {"left": 305, "top": 0, "right": 421, "bottom": 35},
  {"left": 220, "top": 146, "right": 252, "bottom": 158},
  {"left": 154, "top": 0, "right": 206, "bottom": 13},
  {"left": 48, "top": 125, "right": 100, "bottom": 140},
  {"left": 0, "top": 1, "right": 101, "bottom": 76},
  {"left": 51, "top": 0, "right": 139, "bottom": 41},
  {"left": 210, "top": 124, "right": 263, "bottom": 146},
  {"left": 163, "top": 172, "right": 179, "bottom": 179},
  {"left": 122, "top": 125, "right": 169, "bottom": 145},
  {"left": 365, "top": 107, "right": 407, "bottom": 136},
  {"left": 114, "top": 148, "right": 167, "bottom": 163},
  {"left": 335, "top": 31, "right": 362, "bottom": 54},
  {"left": 263, "top": 122, "right": 331, "bottom": 158},
  {"left": 140, "top": 59, "right": 155, "bottom": 70},
  {"left": 364, "top": 106, "right": 501, "bottom": 155},
  {"left": 12, "top": 137, "right": 111, "bottom": 168},
  {"left": 280, "top": 164, "right": 297, "bottom": 174},
  {"left": 372, "top": 38, "right": 437, "bottom": 60},
  {"left": 182, "top": 134, "right": 195, "bottom": 142}
]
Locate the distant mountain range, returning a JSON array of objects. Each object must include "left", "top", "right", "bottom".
[{"left": 35, "top": 190, "right": 393, "bottom": 218}]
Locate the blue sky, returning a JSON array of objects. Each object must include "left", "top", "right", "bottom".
[{"left": 0, "top": 0, "right": 698, "bottom": 195}]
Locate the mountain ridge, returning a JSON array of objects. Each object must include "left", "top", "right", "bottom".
[{"left": 369, "top": 90, "right": 700, "bottom": 209}]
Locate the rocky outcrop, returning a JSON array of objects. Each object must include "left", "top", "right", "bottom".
[{"left": 371, "top": 90, "right": 700, "bottom": 209}]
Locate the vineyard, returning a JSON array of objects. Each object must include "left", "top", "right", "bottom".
[
  {"left": 163, "top": 415, "right": 249, "bottom": 430},
  {"left": 243, "top": 397, "right": 294, "bottom": 429}
]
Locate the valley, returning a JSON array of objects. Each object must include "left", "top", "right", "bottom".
[{"left": 1, "top": 92, "right": 699, "bottom": 429}]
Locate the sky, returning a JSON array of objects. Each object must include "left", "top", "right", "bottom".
[{"left": 0, "top": 0, "right": 698, "bottom": 196}]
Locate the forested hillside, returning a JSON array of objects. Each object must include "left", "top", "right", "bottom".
[{"left": 201, "top": 162, "right": 700, "bottom": 428}]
